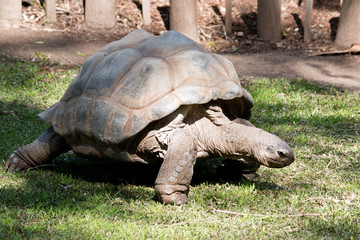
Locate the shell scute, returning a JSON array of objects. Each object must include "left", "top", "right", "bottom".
[
  {"left": 75, "top": 96, "right": 93, "bottom": 139},
  {"left": 165, "top": 50, "right": 229, "bottom": 90},
  {"left": 84, "top": 49, "right": 143, "bottom": 97},
  {"left": 62, "top": 52, "right": 108, "bottom": 101},
  {"left": 210, "top": 54, "right": 241, "bottom": 84},
  {"left": 173, "top": 86, "right": 213, "bottom": 105},
  {"left": 106, "top": 109, "right": 149, "bottom": 146},
  {"left": 107, "top": 107, "right": 130, "bottom": 146},
  {"left": 145, "top": 94, "right": 182, "bottom": 122},
  {"left": 52, "top": 101, "right": 66, "bottom": 135},
  {"left": 62, "top": 97, "right": 77, "bottom": 138},
  {"left": 112, "top": 57, "right": 172, "bottom": 109},
  {"left": 92, "top": 99, "right": 114, "bottom": 143}
]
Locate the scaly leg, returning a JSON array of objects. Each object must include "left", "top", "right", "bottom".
[
  {"left": 155, "top": 130, "right": 197, "bottom": 205},
  {"left": 5, "top": 127, "right": 69, "bottom": 172}
]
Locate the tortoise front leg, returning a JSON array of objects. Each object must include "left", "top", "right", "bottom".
[
  {"left": 155, "top": 130, "right": 197, "bottom": 205},
  {"left": 5, "top": 127, "right": 69, "bottom": 172}
]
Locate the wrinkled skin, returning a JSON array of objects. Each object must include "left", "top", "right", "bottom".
[{"left": 6, "top": 104, "right": 294, "bottom": 205}]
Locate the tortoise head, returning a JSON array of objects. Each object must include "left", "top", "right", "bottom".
[
  {"left": 231, "top": 118, "right": 295, "bottom": 167},
  {"left": 248, "top": 129, "right": 295, "bottom": 168},
  {"left": 204, "top": 106, "right": 295, "bottom": 168}
]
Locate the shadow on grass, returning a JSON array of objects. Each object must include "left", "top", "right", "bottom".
[
  {"left": 52, "top": 155, "right": 256, "bottom": 187},
  {"left": 54, "top": 157, "right": 160, "bottom": 186},
  {"left": 0, "top": 167, "right": 154, "bottom": 208},
  {"left": 0, "top": 222, "right": 94, "bottom": 240}
]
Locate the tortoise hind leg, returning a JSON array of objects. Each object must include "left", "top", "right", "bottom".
[
  {"left": 5, "top": 127, "right": 70, "bottom": 172},
  {"left": 155, "top": 130, "right": 197, "bottom": 205}
]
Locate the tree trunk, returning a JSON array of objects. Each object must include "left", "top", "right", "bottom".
[
  {"left": 225, "top": 0, "right": 232, "bottom": 36},
  {"left": 170, "top": 0, "right": 198, "bottom": 42},
  {"left": 45, "top": 0, "right": 57, "bottom": 23},
  {"left": 304, "top": 0, "right": 313, "bottom": 43},
  {"left": 0, "top": 0, "right": 22, "bottom": 26},
  {"left": 335, "top": 0, "right": 360, "bottom": 49},
  {"left": 85, "top": 0, "right": 115, "bottom": 29},
  {"left": 142, "top": 0, "right": 151, "bottom": 25},
  {"left": 257, "top": 0, "right": 281, "bottom": 42}
]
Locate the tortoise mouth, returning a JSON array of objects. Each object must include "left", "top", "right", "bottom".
[{"left": 266, "top": 158, "right": 288, "bottom": 168}]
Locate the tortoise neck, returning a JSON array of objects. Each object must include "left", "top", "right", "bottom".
[
  {"left": 219, "top": 122, "right": 261, "bottom": 157},
  {"left": 195, "top": 120, "right": 261, "bottom": 158}
]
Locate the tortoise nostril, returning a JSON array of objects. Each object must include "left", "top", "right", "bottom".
[{"left": 277, "top": 150, "right": 287, "bottom": 158}]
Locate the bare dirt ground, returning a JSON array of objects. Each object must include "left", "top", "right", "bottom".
[{"left": 1, "top": 0, "right": 360, "bottom": 92}]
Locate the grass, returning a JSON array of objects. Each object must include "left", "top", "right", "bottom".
[{"left": 0, "top": 56, "right": 359, "bottom": 239}]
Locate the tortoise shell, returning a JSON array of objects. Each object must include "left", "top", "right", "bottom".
[{"left": 38, "top": 30, "right": 253, "bottom": 148}]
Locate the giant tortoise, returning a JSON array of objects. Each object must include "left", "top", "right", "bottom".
[{"left": 5, "top": 30, "right": 294, "bottom": 205}]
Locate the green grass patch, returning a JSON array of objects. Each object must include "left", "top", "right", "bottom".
[{"left": 0, "top": 57, "right": 359, "bottom": 239}]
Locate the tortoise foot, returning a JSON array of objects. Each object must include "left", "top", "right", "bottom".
[
  {"left": 159, "top": 192, "right": 188, "bottom": 205},
  {"left": 155, "top": 185, "right": 189, "bottom": 205},
  {"left": 5, "top": 151, "right": 31, "bottom": 172}
]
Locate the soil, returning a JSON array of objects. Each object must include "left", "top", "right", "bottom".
[{"left": 1, "top": 0, "right": 360, "bottom": 92}]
